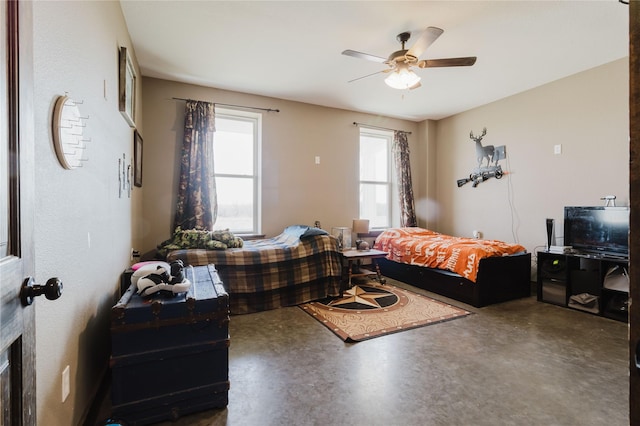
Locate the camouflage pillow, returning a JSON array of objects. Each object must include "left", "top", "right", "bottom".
[
  {"left": 211, "top": 229, "right": 244, "bottom": 248},
  {"left": 157, "top": 226, "right": 242, "bottom": 257}
]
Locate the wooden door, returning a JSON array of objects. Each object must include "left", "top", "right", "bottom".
[
  {"left": 631, "top": 1, "right": 640, "bottom": 423},
  {"left": 0, "top": 0, "right": 36, "bottom": 424}
]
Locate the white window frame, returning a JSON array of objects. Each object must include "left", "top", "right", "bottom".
[
  {"left": 213, "top": 108, "right": 262, "bottom": 234},
  {"left": 359, "top": 127, "right": 394, "bottom": 229}
]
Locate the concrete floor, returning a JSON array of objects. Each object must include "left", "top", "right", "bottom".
[{"left": 100, "top": 279, "right": 629, "bottom": 426}]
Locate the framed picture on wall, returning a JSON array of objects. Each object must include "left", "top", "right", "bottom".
[
  {"left": 119, "top": 46, "right": 136, "bottom": 127},
  {"left": 133, "top": 130, "right": 143, "bottom": 187}
]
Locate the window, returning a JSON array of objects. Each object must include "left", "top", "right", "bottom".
[
  {"left": 213, "top": 109, "right": 261, "bottom": 234},
  {"left": 359, "top": 128, "right": 392, "bottom": 229}
]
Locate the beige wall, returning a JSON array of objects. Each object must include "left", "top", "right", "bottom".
[
  {"left": 433, "top": 59, "right": 629, "bottom": 260},
  {"left": 32, "top": 1, "right": 141, "bottom": 424},
  {"left": 140, "top": 77, "right": 421, "bottom": 252},
  {"left": 414, "top": 119, "right": 438, "bottom": 229}
]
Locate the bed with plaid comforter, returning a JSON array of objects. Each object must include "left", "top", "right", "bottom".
[{"left": 166, "top": 229, "right": 342, "bottom": 314}]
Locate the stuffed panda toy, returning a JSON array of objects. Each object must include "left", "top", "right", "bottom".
[{"left": 132, "top": 260, "right": 191, "bottom": 297}]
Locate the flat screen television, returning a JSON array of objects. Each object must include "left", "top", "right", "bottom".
[{"left": 564, "top": 206, "right": 629, "bottom": 258}]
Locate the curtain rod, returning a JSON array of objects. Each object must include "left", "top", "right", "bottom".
[
  {"left": 172, "top": 97, "right": 280, "bottom": 113},
  {"left": 353, "top": 122, "right": 412, "bottom": 135}
]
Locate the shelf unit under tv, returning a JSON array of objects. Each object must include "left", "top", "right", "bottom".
[{"left": 537, "top": 250, "right": 629, "bottom": 322}]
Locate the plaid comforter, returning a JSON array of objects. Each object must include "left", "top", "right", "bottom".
[{"left": 166, "top": 232, "right": 342, "bottom": 314}]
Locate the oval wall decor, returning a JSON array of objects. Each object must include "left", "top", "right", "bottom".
[{"left": 52, "top": 95, "right": 88, "bottom": 169}]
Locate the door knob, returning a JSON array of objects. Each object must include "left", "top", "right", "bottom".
[{"left": 20, "top": 277, "right": 63, "bottom": 306}]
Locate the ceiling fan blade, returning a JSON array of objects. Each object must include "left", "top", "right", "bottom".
[
  {"left": 409, "top": 82, "right": 422, "bottom": 90},
  {"left": 406, "top": 27, "right": 444, "bottom": 59},
  {"left": 417, "top": 57, "right": 477, "bottom": 68},
  {"left": 342, "top": 49, "right": 387, "bottom": 63},
  {"left": 347, "top": 69, "right": 390, "bottom": 83}
]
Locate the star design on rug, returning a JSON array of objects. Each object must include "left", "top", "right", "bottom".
[{"left": 328, "top": 285, "right": 391, "bottom": 308}]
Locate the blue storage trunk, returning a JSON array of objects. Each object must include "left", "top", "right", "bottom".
[{"left": 110, "top": 265, "right": 229, "bottom": 425}]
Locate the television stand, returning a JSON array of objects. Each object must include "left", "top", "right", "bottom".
[{"left": 537, "top": 250, "right": 628, "bottom": 322}]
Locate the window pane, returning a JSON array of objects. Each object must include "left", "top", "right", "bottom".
[
  {"left": 359, "top": 129, "right": 391, "bottom": 229},
  {"left": 359, "top": 134, "right": 388, "bottom": 182},
  {"left": 214, "top": 177, "right": 254, "bottom": 232},
  {"left": 214, "top": 117, "right": 254, "bottom": 175},
  {"left": 360, "top": 183, "right": 389, "bottom": 228},
  {"left": 212, "top": 110, "right": 260, "bottom": 235}
]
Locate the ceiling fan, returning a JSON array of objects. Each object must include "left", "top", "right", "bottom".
[{"left": 342, "top": 27, "right": 477, "bottom": 90}]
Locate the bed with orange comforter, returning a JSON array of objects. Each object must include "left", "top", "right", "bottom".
[{"left": 374, "top": 227, "right": 531, "bottom": 307}]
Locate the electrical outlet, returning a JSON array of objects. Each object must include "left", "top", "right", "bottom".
[
  {"left": 554, "top": 144, "right": 562, "bottom": 155},
  {"left": 62, "top": 365, "right": 70, "bottom": 403}
]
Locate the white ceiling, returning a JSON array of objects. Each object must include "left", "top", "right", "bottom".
[{"left": 120, "top": 1, "right": 629, "bottom": 121}]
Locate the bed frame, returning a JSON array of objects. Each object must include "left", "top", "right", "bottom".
[{"left": 377, "top": 252, "right": 532, "bottom": 308}]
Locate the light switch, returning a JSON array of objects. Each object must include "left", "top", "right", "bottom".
[
  {"left": 315, "top": 156, "right": 320, "bottom": 165},
  {"left": 554, "top": 144, "right": 562, "bottom": 155}
]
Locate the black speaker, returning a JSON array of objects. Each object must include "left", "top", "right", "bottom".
[{"left": 546, "top": 218, "right": 554, "bottom": 250}]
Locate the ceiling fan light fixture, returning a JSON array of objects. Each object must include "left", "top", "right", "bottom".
[{"left": 384, "top": 67, "right": 421, "bottom": 90}]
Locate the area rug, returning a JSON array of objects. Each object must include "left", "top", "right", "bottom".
[{"left": 299, "top": 283, "right": 472, "bottom": 342}]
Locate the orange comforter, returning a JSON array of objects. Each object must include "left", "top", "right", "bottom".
[{"left": 373, "top": 227, "right": 526, "bottom": 283}]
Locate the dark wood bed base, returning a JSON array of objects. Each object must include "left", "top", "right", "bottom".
[{"left": 377, "top": 252, "right": 532, "bottom": 308}]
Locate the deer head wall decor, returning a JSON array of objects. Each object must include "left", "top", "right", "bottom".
[
  {"left": 457, "top": 127, "right": 508, "bottom": 188},
  {"left": 470, "top": 127, "right": 495, "bottom": 168}
]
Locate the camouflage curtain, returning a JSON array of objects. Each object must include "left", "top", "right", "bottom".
[
  {"left": 392, "top": 131, "right": 417, "bottom": 227},
  {"left": 173, "top": 100, "right": 217, "bottom": 230}
]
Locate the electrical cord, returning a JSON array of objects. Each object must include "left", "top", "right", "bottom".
[{"left": 505, "top": 155, "right": 521, "bottom": 244}]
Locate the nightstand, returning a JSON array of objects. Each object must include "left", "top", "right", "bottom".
[{"left": 340, "top": 249, "right": 388, "bottom": 295}]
